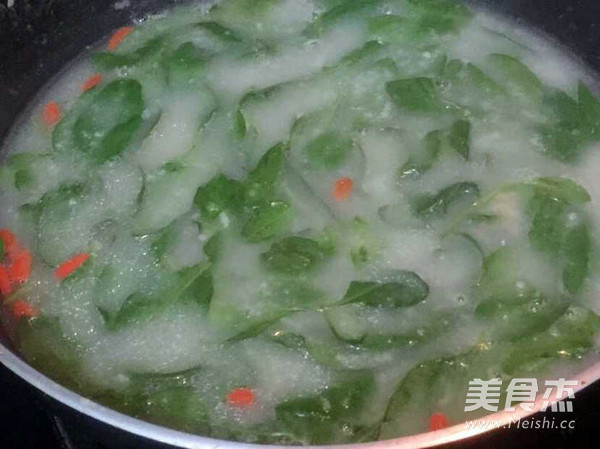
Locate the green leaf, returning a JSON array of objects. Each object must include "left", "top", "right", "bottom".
[
  {"left": 412, "top": 181, "right": 480, "bottom": 219},
  {"left": 449, "top": 119, "right": 471, "bottom": 159},
  {"left": 367, "top": 15, "right": 418, "bottom": 43},
  {"left": 7, "top": 152, "right": 52, "bottom": 191},
  {"left": 165, "top": 42, "right": 207, "bottom": 85},
  {"left": 195, "top": 21, "right": 242, "bottom": 43},
  {"left": 106, "top": 262, "right": 211, "bottom": 330},
  {"left": 305, "top": 0, "right": 382, "bottom": 37},
  {"left": 502, "top": 306, "right": 600, "bottom": 375},
  {"left": 203, "top": 233, "right": 222, "bottom": 262},
  {"left": 475, "top": 247, "right": 570, "bottom": 341},
  {"left": 261, "top": 236, "right": 331, "bottom": 274},
  {"left": 381, "top": 357, "right": 444, "bottom": 429},
  {"left": 194, "top": 174, "right": 244, "bottom": 220},
  {"left": 352, "top": 308, "right": 458, "bottom": 349},
  {"left": 476, "top": 247, "right": 535, "bottom": 303},
  {"left": 385, "top": 77, "right": 440, "bottom": 112},
  {"left": 443, "top": 59, "right": 504, "bottom": 95},
  {"left": 351, "top": 245, "right": 370, "bottom": 267},
  {"left": 563, "top": 223, "right": 591, "bottom": 294},
  {"left": 241, "top": 201, "right": 292, "bottom": 243},
  {"left": 409, "top": 0, "right": 473, "bottom": 35},
  {"left": 407, "top": 0, "right": 473, "bottom": 20},
  {"left": 173, "top": 262, "right": 214, "bottom": 309},
  {"left": 340, "top": 40, "right": 386, "bottom": 65},
  {"left": 225, "top": 280, "right": 327, "bottom": 341},
  {"left": 14, "top": 168, "right": 35, "bottom": 190},
  {"left": 544, "top": 89, "right": 580, "bottom": 129},
  {"left": 150, "top": 222, "right": 178, "bottom": 262},
  {"left": 244, "top": 142, "right": 287, "bottom": 206},
  {"left": 476, "top": 292, "right": 569, "bottom": 342},
  {"left": 527, "top": 194, "right": 567, "bottom": 254},
  {"left": 73, "top": 79, "right": 144, "bottom": 163},
  {"left": 100, "top": 116, "right": 144, "bottom": 161},
  {"left": 401, "top": 120, "right": 472, "bottom": 177},
  {"left": 127, "top": 369, "right": 210, "bottom": 434},
  {"left": 276, "top": 370, "right": 375, "bottom": 444},
  {"left": 486, "top": 53, "right": 543, "bottom": 101},
  {"left": 540, "top": 127, "right": 584, "bottom": 162},
  {"left": 105, "top": 294, "right": 171, "bottom": 331},
  {"left": 17, "top": 317, "right": 84, "bottom": 390},
  {"left": 303, "top": 131, "right": 353, "bottom": 170},
  {"left": 578, "top": 82, "right": 600, "bottom": 139},
  {"left": 540, "top": 85, "right": 600, "bottom": 161},
  {"left": 529, "top": 177, "right": 591, "bottom": 204},
  {"left": 268, "top": 331, "right": 308, "bottom": 350},
  {"left": 37, "top": 183, "right": 87, "bottom": 226},
  {"left": 400, "top": 129, "right": 443, "bottom": 177},
  {"left": 92, "top": 37, "right": 165, "bottom": 70},
  {"left": 0, "top": 237, "right": 4, "bottom": 262},
  {"left": 340, "top": 271, "right": 429, "bottom": 308},
  {"left": 234, "top": 108, "right": 247, "bottom": 139}
]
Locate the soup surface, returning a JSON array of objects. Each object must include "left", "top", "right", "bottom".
[{"left": 2, "top": 0, "right": 600, "bottom": 444}]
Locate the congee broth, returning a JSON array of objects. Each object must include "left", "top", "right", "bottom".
[{"left": 2, "top": 0, "right": 600, "bottom": 444}]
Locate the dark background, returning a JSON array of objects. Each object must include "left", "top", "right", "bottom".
[{"left": 1, "top": 0, "right": 600, "bottom": 447}]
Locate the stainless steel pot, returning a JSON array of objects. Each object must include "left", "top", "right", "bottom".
[{"left": 1, "top": 1, "right": 600, "bottom": 447}]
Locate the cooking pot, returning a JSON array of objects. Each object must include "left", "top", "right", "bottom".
[{"left": 1, "top": 1, "right": 600, "bottom": 448}]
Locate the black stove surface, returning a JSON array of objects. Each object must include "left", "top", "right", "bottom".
[{"left": 1, "top": 363, "right": 599, "bottom": 449}]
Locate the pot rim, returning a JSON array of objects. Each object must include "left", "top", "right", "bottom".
[{"left": 1, "top": 341, "right": 599, "bottom": 449}]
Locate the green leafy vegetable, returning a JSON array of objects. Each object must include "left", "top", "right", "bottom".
[
  {"left": 401, "top": 119, "right": 472, "bottom": 177},
  {"left": 172, "top": 262, "right": 214, "bottom": 309},
  {"left": 303, "top": 132, "right": 353, "bottom": 170},
  {"left": 203, "top": 233, "right": 222, "bottom": 262},
  {"left": 261, "top": 236, "right": 331, "bottom": 274},
  {"left": 407, "top": 0, "right": 473, "bottom": 31},
  {"left": 475, "top": 247, "right": 570, "bottom": 340},
  {"left": 485, "top": 53, "right": 543, "bottom": 101},
  {"left": 578, "top": 82, "right": 600, "bottom": 139},
  {"left": 194, "top": 175, "right": 244, "bottom": 220},
  {"left": 165, "top": 42, "right": 208, "bottom": 85},
  {"left": 17, "top": 317, "right": 84, "bottom": 390},
  {"left": 224, "top": 279, "right": 327, "bottom": 341},
  {"left": 529, "top": 177, "right": 591, "bottom": 204},
  {"left": 6, "top": 152, "right": 51, "bottom": 192},
  {"left": 72, "top": 79, "right": 144, "bottom": 163},
  {"left": 93, "top": 37, "right": 165, "bottom": 70},
  {"left": 305, "top": 0, "right": 382, "bottom": 37},
  {"left": 105, "top": 262, "right": 211, "bottom": 330},
  {"left": 502, "top": 306, "right": 600, "bottom": 374},
  {"left": 241, "top": 201, "right": 292, "bottom": 243},
  {"left": 195, "top": 21, "right": 242, "bottom": 43},
  {"left": 562, "top": 223, "right": 591, "bottom": 294},
  {"left": 527, "top": 195, "right": 566, "bottom": 253},
  {"left": 244, "top": 142, "right": 287, "bottom": 206},
  {"left": 445, "top": 176, "right": 589, "bottom": 235},
  {"left": 443, "top": 59, "right": 504, "bottom": 95},
  {"left": 541, "top": 84, "right": 600, "bottom": 161},
  {"left": 234, "top": 108, "right": 247, "bottom": 139},
  {"left": 126, "top": 369, "right": 210, "bottom": 434},
  {"left": 449, "top": 118, "right": 471, "bottom": 159},
  {"left": 400, "top": 129, "right": 443, "bottom": 177},
  {"left": 104, "top": 294, "right": 170, "bottom": 331},
  {"left": 525, "top": 181, "right": 591, "bottom": 294},
  {"left": 340, "top": 40, "right": 386, "bottom": 64},
  {"left": 276, "top": 370, "right": 375, "bottom": 444},
  {"left": 412, "top": 181, "right": 480, "bottom": 219},
  {"left": 386, "top": 77, "right": 440, "bottom": 112},
  {"left": 340, "top": 271, "right": 429, "bottom": 308}
]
